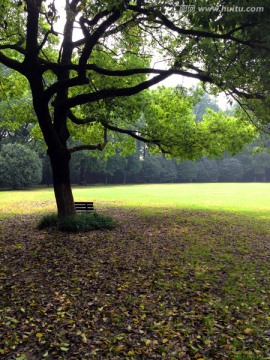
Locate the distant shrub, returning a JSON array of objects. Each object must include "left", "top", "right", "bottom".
[
  {"left": 38, "top": 212, "right": 117, "bottom": 232},
  {"left": 0, "top": 143, "right": 42, "bottom": 189}
]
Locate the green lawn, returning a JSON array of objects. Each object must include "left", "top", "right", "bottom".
[
  {"left": 1, "top": 183, "right": 270, "bottom": 218},
  {"left": 1, "top": 183, "right": 270, "bottom": 359},
  {"left": 73, "top": 183, "right": 270, "bottom": 218}
]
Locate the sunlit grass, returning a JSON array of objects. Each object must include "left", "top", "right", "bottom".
[
  {"left": 1, "top": 183, "right": 270, "bottom": 219},
  {"left": 0, "top": 188, "right": 56, "bottom": 218}
]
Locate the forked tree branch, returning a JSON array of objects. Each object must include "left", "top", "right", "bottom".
[
  {"left": 67, "top": 109, "right": 169, "bottom": 154},
  {"left": 67, "top": 110, "right": 96, "bottom": 124},
  {"left": 68, "top": 128, "right": 108, "bottom": 153},
  {"left": 66, "top": 72, "right": 169, "bottom": 108}
]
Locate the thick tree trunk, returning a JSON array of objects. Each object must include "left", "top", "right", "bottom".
[{"left": 49, "top": 149, "right": 76, "bottom": 218}]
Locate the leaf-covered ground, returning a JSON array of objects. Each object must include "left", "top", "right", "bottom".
[{"left": 1, "top": 208, "right": 270, "bottom": 359}]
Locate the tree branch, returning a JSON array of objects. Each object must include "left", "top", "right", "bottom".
[
  {"left": 43, "top": 60, "right": 265, "bottom": 105},
  {"left": 127, "top": 4, "right": 270, "bottom": 51},
  {"left": 0, "top": 42, "right": 25, "bottom": 56},
  {"left": 69, "top": 143, "right": 106, "bottom": 153},
  {"left": 44, "top": 76, "right": 89, "bottom": 103},
  {"left": 0, "top": 52, "right": 24, "bottom": 73},
  {"left": 25, "top": 0, "right": 42, "bottom": 59},
  {"left": 68, "top": 127, "right": 108, "bottom": 153},
  {"left": 39, "top": 29, "right": 58, "bottom": 51},
  {"left": 102, "top": 122, "right": 159, "bottom": 145},
  {"left": 79, "top": 9, "right": 111, "bottom": 28},
  {"left": 42, "top": 60, "right": 213, "bottom": 80},
  {"left": 66, "top": 72, "right": 171, "bottom": 109},
  {"left": 78, "top": 9, "right": 122, "bottom": 77},
  {"left": 231, "top": 88, "right": 264, "bottom": 100},
  {"left": 104, "top": 121, "right": 171, "bottom": 154},
  {"left": 67, "top": 110, "right": 96, "bottom": 124},
  {"left": 68, "top": 111, "right": 168, "bottom": 154}
]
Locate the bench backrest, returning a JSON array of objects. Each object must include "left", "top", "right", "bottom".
[{"left": 74, "top": 202, "right": 94, "bottom": 212}]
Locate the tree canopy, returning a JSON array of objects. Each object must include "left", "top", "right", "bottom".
[{"left": 0, "top": 0, "right": 269, "bottom": 216}]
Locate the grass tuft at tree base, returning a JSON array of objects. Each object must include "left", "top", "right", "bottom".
[
  {"left": 37, "top": 212, "right": 117, "bottom": 232},
  {"left": 37, "top": 213, "right": 58, "bottom": 229}
]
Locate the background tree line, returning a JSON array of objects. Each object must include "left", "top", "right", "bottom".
[
  {"left": 69, "top": 145, "right": 270, "bottom": 185},
  {"left": 1, "top": 88, "right": 269, "bottom": 189},
  {"left": 1, "top": 138, "right": 270, "bottom": 189}
]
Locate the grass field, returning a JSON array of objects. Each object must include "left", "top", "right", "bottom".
[
  {"left": 1, "top": 182, "right": 270, "bottom": 218},
  {"left": 1, "top": 183, "right": 270, "bottom": 359}
]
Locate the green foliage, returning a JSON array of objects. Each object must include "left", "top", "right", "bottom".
[
  {"left": 58, "top": 212, "right": 117, "bottom": 232},
  {"left": 105, "top": 153, "right": 127, "bottom": 177},
  {"left": 142, "top": 87, "right": 198, "bottom": 158},
  {"left": 0, "top": 1, "right": 26, "bottom": 45},
  {"left": 38, "top": 212, "right": 117, "bottom": 232},
  {"left": 0, "top": 143, "right": 42, "bottom": 189},
  {"left": 0, "top": 65, "right": 36, "bottom": 142},
  {"left": 68, "top": 49, "right": 150, "bottom": 158},
  {"left": 37, "top": 213, "right": 58, "bottom": 230},
  {"left": 142, "top": 88, "right": 257, "bottom": 160},
  {"left": 193, "top": 90, "right": 220, "bottom": 122}
]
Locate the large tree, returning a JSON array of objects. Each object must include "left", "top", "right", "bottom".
[{"left": 0, "top": 0, "right": 269, "bottom": 217}]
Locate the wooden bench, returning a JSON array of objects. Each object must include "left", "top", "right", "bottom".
[{"left": 74, "top": 201, "right": 94, "bottom": 212}]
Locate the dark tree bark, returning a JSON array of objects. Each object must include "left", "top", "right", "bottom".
[{"left": 48, "top": 147, "right": 76, "bottom": 217}]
